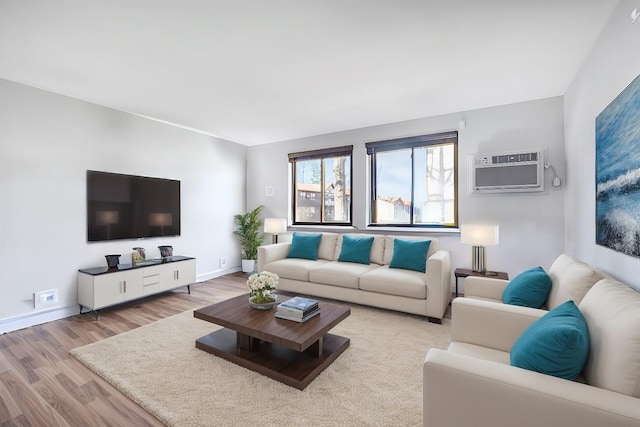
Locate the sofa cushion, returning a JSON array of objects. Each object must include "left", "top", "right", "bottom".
[
  {"left": 383, "top": 236, "right": 439, "bottom": 265},
  {"left": 510, "top": 300, "right": 590, "bottom": 381},
  {"left": 546, "top": 254, "right": 602, "bottom": 310},
  {"left": 579, "top": 278, "right": 640, "bottom": 397},
  {"left": 287, "top": 232, "right": 322, "bottom": 260},
  {"left": 389, "top": 238, "right": 431, "bottom": 273},
  {"left": 502, "top": 266, "right": 552, "bottom": 308},
  {"left": 263, "top": 258, "right": 329, "bottom": 282},
  {"left": 335, "top": 234, "right": 385, "bottom": 265},
  {"left": 337, "top": 235, "right": 374, "bottom": 264},
  {"left": 317, "top": 232, "right": 339, "bottom": 260},
  {"left": 309, "top": 261, "right": 380, "bottom": 289},
  {"left": 359, "top": 265, "right": 427, "bottom": 299}
]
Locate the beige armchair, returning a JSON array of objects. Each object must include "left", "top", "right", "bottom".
[
  {"left": 423, "top": 277, "right": 640, "bottom": 427},
  {"left": 464, "top": 253, "right": 602, "bottom": 309}
]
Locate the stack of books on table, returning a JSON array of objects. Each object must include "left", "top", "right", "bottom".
[{"left": 275, "top": 296, "right": 320, "bottom": 322}]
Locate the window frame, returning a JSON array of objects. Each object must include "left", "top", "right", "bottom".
[
  {"left": 366, "top": 131, "right": 458, "bottom": 228},
  {"left": 289, "top": 145, "right": 353, "bottom": 226}
]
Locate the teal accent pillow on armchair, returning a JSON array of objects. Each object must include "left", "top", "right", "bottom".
[
  {"left": 337, "top": 235, "right": 374, "bottom": 264},
  {"left": 286, "top": 232, "right": 322, "bottom": 260},
  {"left": 502, "top": 266, "right": 552, "bottom": 308},
  {"left": 510, "top": 300, "right": 590, "bottom": 380},
  {"left": 389, "top": 239, "right": 431, "bottom": 273}
]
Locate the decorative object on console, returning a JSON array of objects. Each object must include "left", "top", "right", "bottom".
[
  {"left": 247, "top": 270, "right": 278, "bottom": 309},
  {"left": 158, "top": 245, "right": 173, "bottom": 258},
  {"left": 234, "top": 205, "right": 265, "bottom": 273},
  {"left": 460, "top": 224, "right": 499, "bottom": 273},
  {"left": 264, "top": 217, "right": 287, "bottom": 244},
  {"left": 132, "top": 247, "right": 145, "bottom": 265},
  {"left": 104, "top": 254, "right": 120, "bottom": 269}
]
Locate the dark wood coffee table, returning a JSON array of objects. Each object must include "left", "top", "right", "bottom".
[{"left": 193, "top": 293, "right": 351, "bottom": 390}]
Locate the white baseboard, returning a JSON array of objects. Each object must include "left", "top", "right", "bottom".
[
  {"left": 0, "top": 305, "right": 80, "bottom": 335},
  {"left": 0, "top": 268, "right": 242, "bottom": 335},
  {"left": 197, "top": 266, "right": 241, "bottom": 282}
]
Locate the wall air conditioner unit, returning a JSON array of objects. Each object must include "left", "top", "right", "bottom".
[{"left": 470, "top": 149, "right": 544, "bottom": 193}]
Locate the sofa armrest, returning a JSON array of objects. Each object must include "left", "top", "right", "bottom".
[
  {"left": 257, "top": 243, "right": 291, "bottom": 273},
  {"left": 451, "top": 298, "right": 546, "bottom": 352},
  {"left": 425, "top": 249, "right": 451, "bottom": 320},
  {"left": 463, "top": 276, "right": 509, "bottom": 301},
  {"left": 424, "top": 349, "right": 640, "bottom": 427}
]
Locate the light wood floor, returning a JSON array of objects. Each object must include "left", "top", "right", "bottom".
[
  {"left": 0, "top": 272, "right": 248, "bottom": 427},
  {"left": 0, "top": 273, "right": 452, "bottom": 426}
]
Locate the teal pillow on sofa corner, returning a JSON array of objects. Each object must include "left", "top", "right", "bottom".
[
  {"left": 389, "top": 239, "right": 431, "bottom": 273},
  {"left": 502, "top": 266, "right": 552, "bottom": 308},
  {"left": 286, "top": 232, "right": 322, "bottom": 260},
  {"left": 510, "top": 300, "right": 590, "bottom": 380},
  {"left": 337, "top": 235, "right": 374, "bottom": 264}
]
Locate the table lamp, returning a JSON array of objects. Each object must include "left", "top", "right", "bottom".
[
  {"left": 264, "top": 218, "right": 287, "bottom": 244},
  {"left": 460, "top": 224, "right": 499, "bottom": 273}
]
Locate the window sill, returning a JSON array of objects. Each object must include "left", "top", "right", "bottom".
[{"left": 288, "top": 224, "right": 460, "bottom": 235}]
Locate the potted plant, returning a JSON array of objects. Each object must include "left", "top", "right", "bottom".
[{"left": 233, "top": 205, "right": 265, "bottom": 273}]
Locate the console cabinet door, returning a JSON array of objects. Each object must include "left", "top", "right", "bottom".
[
  {"left": 92, "top": 272, "right": 126, "bottom": 308},
  {"left": 121, "top": 269, "right": 144, "bottom": 301},
  {"left": 159, "top": 259, "right": 196, "bottom": 291}
]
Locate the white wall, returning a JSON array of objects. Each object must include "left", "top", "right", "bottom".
[
  {"left": 564, "top": 0, "right": 640, "bottom": 290},
  {"left": 0, "top": 79, "right": 246, "bottom": 331},
  {"left": 247, "top": 96, "right": 566, "bottom": 283}
]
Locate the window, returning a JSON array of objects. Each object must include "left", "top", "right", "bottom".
[
  {"left": 366, "top": 132, "right": 457, "bottom": 227},
  {"left": 289, "top": 146, "right": 353, "bottom": 225}
]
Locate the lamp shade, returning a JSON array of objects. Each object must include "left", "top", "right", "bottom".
[
  {"left": 460, "top": 224, "right": 499, "bottom": 246},
  {"left": 264, "top": 218, "right": 287, "bottom": 234}
]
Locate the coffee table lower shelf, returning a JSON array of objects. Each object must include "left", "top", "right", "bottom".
[{"left": 196, "top": 328, "right": 350, "bottom": 390}]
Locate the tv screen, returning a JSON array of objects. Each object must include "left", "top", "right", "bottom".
[{"left": 87, "top": 170, "right": 181, "bottom": 242}]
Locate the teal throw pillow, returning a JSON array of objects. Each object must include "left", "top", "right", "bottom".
[
  {"left": 510, "top": 300, "right": 590, "bottom": 380},
  {"left": 389, "top": 239, "right": 431, "bottom": 273},
  {"left": 502, "top": 266, "right": 552, "bottom": 308},
  {"left": 286, "top": 232, "right": 322, "bottom": 260},
  {"left": 337, "top": 235, "right": 374, "bottom": 264}
]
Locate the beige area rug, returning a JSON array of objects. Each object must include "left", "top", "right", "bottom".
[{"left": 71, "top": 305, "right": 451, "bottom": 427}]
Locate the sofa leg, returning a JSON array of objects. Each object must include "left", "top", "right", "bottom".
[{"left": 427, "top": 316, "right": 442, "bottom": 324}]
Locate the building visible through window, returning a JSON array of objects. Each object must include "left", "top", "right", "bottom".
[
  {"left": 366, "top": 132, "right": 457, "bottom": 227},
  {"left": 289, "top": 146, "right": 353, "bottom": 225}
]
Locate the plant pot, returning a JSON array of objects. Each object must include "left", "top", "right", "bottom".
[{"left": 241, "top": 259, "right": 255, "bottom": 274}]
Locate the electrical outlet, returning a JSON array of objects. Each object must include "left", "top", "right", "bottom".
[
  {"left": 34, "top": 289, "right": 59, "bottom": 309},
  {"left": 219, "top": 257, "right": 227, "bottom": 268}
]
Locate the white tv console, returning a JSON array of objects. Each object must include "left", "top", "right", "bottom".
[{"left": 78, "top": 255, "right": 196, "bottom": 318}]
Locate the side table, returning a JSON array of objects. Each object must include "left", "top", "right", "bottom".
[{"left": 454, "top": 268, "right": 509, "bottom": 298}]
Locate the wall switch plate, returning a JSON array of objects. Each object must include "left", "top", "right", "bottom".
[{"left": 34, "top": 289, "right": 59, "bottom": 309}]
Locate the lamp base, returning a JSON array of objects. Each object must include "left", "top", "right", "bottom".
[{"left": 471, "top": 246, "right": 485, "bottom": 273}]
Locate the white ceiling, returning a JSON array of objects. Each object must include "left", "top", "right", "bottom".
[{"left": 0, "top": 1, "right": 618, "bottom": 146}]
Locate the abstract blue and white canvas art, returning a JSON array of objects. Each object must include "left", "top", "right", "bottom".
[{"left": 596, "top": 73, "right": 640, "bottom": 257}]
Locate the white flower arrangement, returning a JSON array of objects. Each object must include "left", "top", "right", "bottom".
[{"left": 247, "top": 271, "right": 279, "bottom": 304}]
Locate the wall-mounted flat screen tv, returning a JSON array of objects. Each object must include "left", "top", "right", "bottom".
[{"left": 87, "top": 170, "right": 181, "bottom": 242}]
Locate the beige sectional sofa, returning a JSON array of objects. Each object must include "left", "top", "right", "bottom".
[
  {"left": 423, "top": 254, "right": 640, "bottom": 426},
  {"left": 257, "top": 232, "right": 451, "bottom": 323}
]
